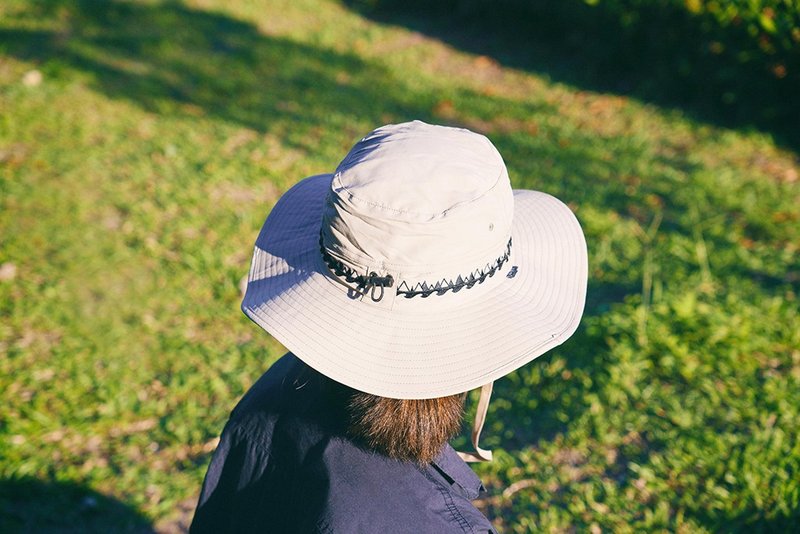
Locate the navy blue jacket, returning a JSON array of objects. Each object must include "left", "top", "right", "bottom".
[{"left": 190, "top": 354, "right": 496, "bottom": 533}]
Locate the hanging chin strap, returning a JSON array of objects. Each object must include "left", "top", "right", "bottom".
[{"left": 457, "top": 382, "right": 494, "bottom": 463}]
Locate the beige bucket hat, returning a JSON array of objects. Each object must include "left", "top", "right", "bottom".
[{"left": 242, "top": 121, "right": 588, "bottom": 403}]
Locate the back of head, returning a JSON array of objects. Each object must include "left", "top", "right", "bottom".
[{"left": 346, "top": 388, "right": 466, "bottom": 464}]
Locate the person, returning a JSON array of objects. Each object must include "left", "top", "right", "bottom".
[{"left": 190, "top": 120, "right": 588, "bottom": 533}]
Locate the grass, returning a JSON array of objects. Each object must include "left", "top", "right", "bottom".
[{"left": 1, "top": 0, "right": 799, "bottom": 531}]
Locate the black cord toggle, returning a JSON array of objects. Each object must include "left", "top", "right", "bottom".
[
  {"left": 357, "top": 272, "right": 395, "bottom": 302},
  {"left": 320, "top": 235, "right": 394, "bottom": 302}
]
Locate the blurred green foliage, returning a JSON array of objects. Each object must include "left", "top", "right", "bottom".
[
  {"left": 351, "top": 0, "right": 800, "bottom": 148},
  {"left": 1, "top": 0, "right": 799, "bottom": 532}
]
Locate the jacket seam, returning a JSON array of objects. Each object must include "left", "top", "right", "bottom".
[{"left": 421, "top": 467, "right": 474, "bottom": 533}]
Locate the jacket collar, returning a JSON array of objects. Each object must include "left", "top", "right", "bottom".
[{"left": 430, "top": 444, "right": 485, "bottom": 499}]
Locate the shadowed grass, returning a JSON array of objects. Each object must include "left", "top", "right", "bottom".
[
  {"left": 346, "top": 0, "right": 800, "bottom": 151},
  {"left": 1, "top": 476, "right": 155, "bottom": 533}
]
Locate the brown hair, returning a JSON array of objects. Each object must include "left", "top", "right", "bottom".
[{"left": 345, "top": 390, "right": 466, "bottom": 465}]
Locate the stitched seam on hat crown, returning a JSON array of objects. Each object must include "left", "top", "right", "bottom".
[
  {"left": 332, "top": 167, "right": 505, "bottom": 221},
  {"left": 322, "top": 179, "right": 512, "bottom": 274},
  {"left": 322, "top": 231, "right": 511, "bottom": 274}
]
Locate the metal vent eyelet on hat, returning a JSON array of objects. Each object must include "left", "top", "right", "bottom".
[{"left": 319, "top": 233, "right": 512, "bottom": 301}]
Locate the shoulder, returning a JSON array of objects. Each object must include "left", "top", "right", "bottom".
[
  {"left": 317, "top": 439, "right": 496, "bottom": 533},
  {"left": 220, "top": 353, "right": 336, "bottom": 458},
  {"left": 191, "top": 354, "right": 334, "bottom": 532}
]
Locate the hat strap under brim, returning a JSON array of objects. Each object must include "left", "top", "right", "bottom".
[{"left": 457, "top": 382, "right": 494, "bottom": 463}]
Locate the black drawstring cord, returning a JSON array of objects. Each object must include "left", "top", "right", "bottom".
[
  {"left": 319, "top": 233, "right": 512, "bottom": 301},
  {"left": 395, "top": 237, "right": 512, "bottom": 298}
]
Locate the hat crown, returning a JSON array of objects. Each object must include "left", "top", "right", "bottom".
[
  {"left": 322, "top": 121, "right": 514, "bottom": 285},
  {"left": 334, "top": 121, "right": 506, "bottom": 221}
]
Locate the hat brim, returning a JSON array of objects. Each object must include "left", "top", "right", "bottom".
[{"left": 243, "top": 174, "right": 587, "bottom": 399}]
